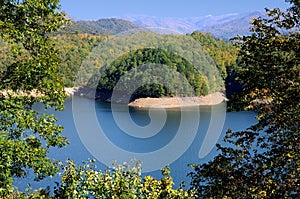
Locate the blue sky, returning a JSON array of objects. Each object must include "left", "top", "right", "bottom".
[{"left": 61, "top": 0, "right": 290, "bottom": 20}]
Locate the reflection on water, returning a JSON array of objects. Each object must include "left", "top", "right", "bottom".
[{"left": 14, "top": 96, "right": 257, "bottom": 190}]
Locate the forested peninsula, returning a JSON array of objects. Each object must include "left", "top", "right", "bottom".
[
  {"left": 1, "top": 0, "right": 299, "bottom": 197},
  {"left": 1, "top": 19, "right": 238, "bottom": 107}
]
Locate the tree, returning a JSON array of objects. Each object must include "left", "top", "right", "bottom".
[
  {"left": 0, "top": 0, "right": 68, "bottom": 196},
  {"left": 96, "top": 48, "right": 210, "bottom": 100},
  {"left": 189, "top": 1, "right": 300, "bottom": 198},
  {"left": 54, "top": 160, "right": 195, "bottom": 198}
]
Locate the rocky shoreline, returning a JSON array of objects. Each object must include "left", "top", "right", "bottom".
[
  {"left": 128, "top": 92, "right": 227, "bottom": 108},
  {"left": 65, "top": 87, "right": 228, "bottom": 108},
  {"left": 65, "top": 86, "right": 118, "bottom": 102}
]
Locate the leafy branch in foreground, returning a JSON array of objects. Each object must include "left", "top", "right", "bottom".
[
  {"left": 54, "top": 160, "right": 195, "bottom": 199},
  {"left": 0, "top": 0, "right": 68, "bottom": 196},
  {"left": 189, "top": 2, "right": 300, "bottom": 198}
]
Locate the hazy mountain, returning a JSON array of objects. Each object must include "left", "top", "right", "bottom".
[
  {"left": 199, "top": 12, "right": 263, "bottom": 39},
  {"left": 119, "top": 15, "right": 197, "bottom": 34},
  {"left": 59, "top": 12, "right": 264, "bottom": 40},
  {"left": 119, "top": 12, "right": 264, "bottom": 40},
  {"left": 59, "top": 18, "right": 149, "bottom": 35}
]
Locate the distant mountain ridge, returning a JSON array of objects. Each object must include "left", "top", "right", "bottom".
[
  {"left": 200, "top": 12, "right": 263, "bottom": 40},
  {"left": 59, "top": 18, "right": 149, "bottom": 35},
  {"left": 118, "top": 12, "right": 264, "bottom": 40},
  {"left": 60, "top": 12, "right": 264, "bottom": 40}
]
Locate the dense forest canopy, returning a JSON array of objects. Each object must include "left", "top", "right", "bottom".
[
  {"left": 93, "top": 32, "right": 239, "bottom": 100},
  {"left": 1, "top": 20, "right": 237, "bottom": 93},
  {"left": 79, "top": 32, "right": 228, "bottom": 96},
  {"left": 52, "top": 34, "right": 105, "bottom": 86},
  {"left": 190, "top": 31, "right": 238, "bottom": 79},
  {"left": 96, "top": 48, "right": 209, "bottom": 100}
]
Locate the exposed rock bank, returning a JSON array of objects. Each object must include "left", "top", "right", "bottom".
[
  {"left": 128, "top": 92, "right": 227, "bottom": 108},
  {"left": 65, "top": 87, "right": 227, "bottom": 108}
]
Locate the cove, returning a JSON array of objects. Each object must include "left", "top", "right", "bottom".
[{"left": 14, "top": 96, "right": 257, "bottom": 190}]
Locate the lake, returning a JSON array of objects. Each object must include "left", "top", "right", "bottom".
[{"left": 14, "top": 96, "right": 257, "bottom": 191}]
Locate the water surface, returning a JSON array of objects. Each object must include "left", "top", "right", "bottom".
[{"left": 14, "top": 97, "right": 257, "bottom": 190}]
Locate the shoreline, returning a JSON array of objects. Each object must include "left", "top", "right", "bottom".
[
  {"left": 128, "top": 92, "right": 227, "bottom": 108},
  {"left": 65, "top": 87, "right": 228, "bottom": 108}
]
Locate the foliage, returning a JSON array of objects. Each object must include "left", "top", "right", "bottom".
[
  {"left": 52, "top": 34, "right": 105, "bottom": 86},
  {"left": 1, "top": 188, "right": 52, "bottom": 199},
  {"left": 0, "top": 0, "right": 68, "bottom": 197},
  {"left": 81, "top": 32, "right": 223, "bottom": 90},
  {"left": 0, "top": 34, "right": 105, "bottom": 87},
  {"left": 54, "top": 160, "right": 195, "bottom": 199},
  {"left": 189, "top": 2, "right": 300, "bottom": 198},
  {"left": 189, "top": 32, "right": 240, "bottom": 98},
  {"left": 1, "top": 25, "right": 238, "bottom": 91},
  {"left": 189, "top": 31, "right": 238, "bottom": 80},
  {"left": 80, "top": 32, "right": 228, "bottom": 99},
  {"left": 97, "top": 48, "right": 210, "bottom": 99}
]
